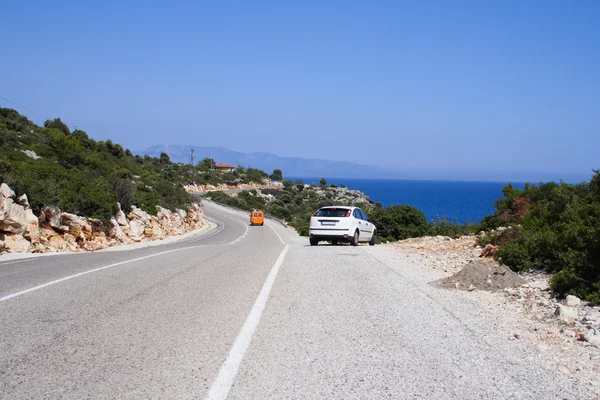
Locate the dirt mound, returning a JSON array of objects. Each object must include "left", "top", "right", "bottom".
[{"left": 436, "top": 260, "right": 524, "bottom": 292}]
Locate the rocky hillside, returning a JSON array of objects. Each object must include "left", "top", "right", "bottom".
[
  {"left": 0, "top": 182, "right": 206, "bottom": 254},
  {"left": 0, "top": 108, "right": 275, "bottom": 222}
]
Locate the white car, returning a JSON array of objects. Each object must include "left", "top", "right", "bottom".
[{"left": 309, "top": 206, "right": 376, "bottom": 246}]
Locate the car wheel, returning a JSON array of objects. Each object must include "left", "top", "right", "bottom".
[
  {"left": 350, "top": 230, "right": 359, "bottom": 246},
  {"left": 310, "top": 238, "right": 319, "bottom": 246},
  {"left": 332, "top": 240, "right": 338, "bottom": 246},
  {"left": 369, "top": 230, "right": 376, "bottom": 246}
]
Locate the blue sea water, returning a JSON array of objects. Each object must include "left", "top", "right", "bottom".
[{"left": 288, "top": 177, "right": 526, "bottom": 224}]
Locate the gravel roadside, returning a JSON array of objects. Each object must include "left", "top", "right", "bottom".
[{"left": 374, "top": 238, "right": 600, "bottom": 397}]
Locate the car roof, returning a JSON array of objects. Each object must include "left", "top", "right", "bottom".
[{"left": 319, "top": 206, "right": 355, "bottom": 209}]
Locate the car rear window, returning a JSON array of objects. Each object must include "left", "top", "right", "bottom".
[{"left": 315, "top": 208, "right": 349, "bottom": 217}]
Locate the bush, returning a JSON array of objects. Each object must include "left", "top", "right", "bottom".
[
  {"left": 489, "top": 173, "right": 600, "bottom": 304},
  {"left": 428, "top": 216, "right": 481, "bottom": 238},
  {"left": 0, "top": 108, "right": 192, "bottom": 221},
  {"left": 368, "top": 204, "right": 428, "bottom": 240}
]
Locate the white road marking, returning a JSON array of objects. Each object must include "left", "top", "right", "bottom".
[
  {"left": 205, "top": 244, "right": 290, "bottom": 400},
  {"left": 266, "top": 222, "right": 285, "bottom": 245},
  {"left": 0, "top": 246, "right": 207, "bottom": 303},
  {"left": 228, "top": 219, "right": 250, "bottom": 245},
  {"left": 183, "top": 217, "right": 225, "bottom": 244}
]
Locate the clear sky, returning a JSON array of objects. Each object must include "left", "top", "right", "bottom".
[{"left": 1, "top": 1, "right": 598, "bottom": 181}]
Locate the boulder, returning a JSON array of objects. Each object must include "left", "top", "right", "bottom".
[
  {"left": 107, "top": 218, "right": 126, "bottom": 243},
  {"left": 83, "top": 235, "right": 108, "bottom": 251},
  {"left": 0, "top": 196, "right": 27, "bottom": 234},
  {"left": 1, "top": 233, "right": 32, "bottom": 252},
  {"left": 554, "top": 305, "right": 578, "bottom": 324},
  {"left": 479, "top": 244, "right": 498, "bottom": 258},
  {"left": 128, "top": 219, "right": 146, "bottom": 241},
  {"left": 61, "top": 213, "right": 93, "bottom": 242},
  {"left": 0, "top": 184, "right": 29, "bottom": 235},
  {"left": 16, "top": 194, "right": 30, "bottom": 208},
  {"left": 128, "top": 206, "right": 150, "bottom": 222},
  {"left": 47, "top": 233, "right": 68, "bottom": 252},
  {"left": 566, "top": 295, "right": 581, "bottom": 307},
  {"left": 116, "top": 203, "right": 129, "bottom": 227},
  {"left": 24, "top": 209, "right": 40, "bottom": 243},
  {"left": 22, "top": 150, "right": 41, "bottom": 160},
  {"left": 88, "top": 218, "right": 105, "bottom": 235},
  {"left": 39, "top": 206, "right": 62, "bottom": 229},
  {"left": 156, "top": 206, "right": 172, "bottom": 219},
  {"left": 62, "top": 233, "right": 80, "bottom": 252},
  {"left": 0, "top": 183, "right": 15, "bottom": 200}
]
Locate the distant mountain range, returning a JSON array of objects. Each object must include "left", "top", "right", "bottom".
[{"left": 136, "top": 145, "right": 397, "bottom": 179}]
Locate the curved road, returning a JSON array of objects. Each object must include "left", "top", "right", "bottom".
[{"left": 0, "top": 202, "right": 593, "bottom": 399}]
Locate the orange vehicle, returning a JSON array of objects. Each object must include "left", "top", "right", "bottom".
[{"left": 250, "top": 210, "right": 265, "bottom": 226}]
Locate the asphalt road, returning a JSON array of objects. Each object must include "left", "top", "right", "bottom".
[{"left": 0, "top": 201, "right": 593, "bottom": 399}]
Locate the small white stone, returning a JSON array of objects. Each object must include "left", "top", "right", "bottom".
[
  {"left": 555, "top": 305, "right": 578, "bottom": 324},
  {"left": 588, "top": 335, "right": 600, "bottom": 348},
  {"left": 566, "top": 295, "right": 581, "bottom": 307}
]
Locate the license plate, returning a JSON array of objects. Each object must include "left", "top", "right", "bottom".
[{"left": 321, "top": 221, "right": 336, "bottom": 226}]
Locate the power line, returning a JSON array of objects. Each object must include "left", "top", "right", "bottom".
[{"left": 0, "top": 94, "right": 50, "bottom": 121}]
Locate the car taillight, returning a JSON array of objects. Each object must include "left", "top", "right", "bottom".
[
  {"left": 312, "top": 210, "right": 318, "bottom": 216},
  {"left": 345, "top": 210, "right": 351, "bottom": 217}
]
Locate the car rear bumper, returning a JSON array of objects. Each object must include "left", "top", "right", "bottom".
[{"left": 309, "top": 228, "right": 352, "bottom": 240}]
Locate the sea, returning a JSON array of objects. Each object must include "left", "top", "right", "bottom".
[{"left": 288, "top": 177, "right": 526, "bottom": 224}]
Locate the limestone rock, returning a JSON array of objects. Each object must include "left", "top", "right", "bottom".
[
  {"left": 128, "top": 206, "right": 150, "bottom": 222},
  {"left": 39, "top": 206, "right": 62, "bottom": 229},
  {"left": 555, "top": 304, "right": 578, "bottom": 324},
  {"left": 83, "top": 235, "right": 108, "bottom": 251},
  {"left": 479, "top": 244, "right": 498, "bottom": 258},
  {"left": 0, "top": 183, "right": 16, "bottom": 200},
  {"left": 47, "top": 233, "right": 68, "bottom": 252},
  {"left": 128, "top": 220, "right": 145, "bottom": 241},
  {"left": 16, "top": 194, "right": 30, "bottom": 208},
  {"left": 61, "top": 213, "right": 93, "bottom": 242},
  {"left": 566, "top": 295, "right": 581, "bottom": 307},
  {"left": 116, "top": 204, "right": 128, "bottom": 227},
  {"left": 24, "top": 209, "right": 40, "bottom": 243},
  {"left": 1, "top": 233, "right": 32, "bottom": 252},
  {"left": 107, "top": 218, "right": 126, "bottom": 243},
  {"left": 588, "top": 335, "right": 600, "bottom": 348},
  {"left": 22, "top": 150, "right": 41, "bottom": 160},
  {"left": 0, "top": 197, "right": 27, "bottom": 234},
  {"left": 0, "top": 184, "right": 28, "bottom": 235}
]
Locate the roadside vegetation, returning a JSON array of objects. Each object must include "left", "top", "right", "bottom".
[
  {"left": 476, "top": 173, "right": 600, "bottom": 304},
  {"left": 0, "top": 109, "right": 270, "bottom": 221}
]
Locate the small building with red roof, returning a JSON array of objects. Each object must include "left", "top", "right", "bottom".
[{"left": 215, "top": 163, "right": 235, "bottom": 172}]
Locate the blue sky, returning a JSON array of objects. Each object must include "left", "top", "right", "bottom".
[{"left": 1, "top": 1, "right": 598, "bottom": 181}]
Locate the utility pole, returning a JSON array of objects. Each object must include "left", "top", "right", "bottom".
[{"left": 190, "top": 148, "right": 195, "bottom": 166}]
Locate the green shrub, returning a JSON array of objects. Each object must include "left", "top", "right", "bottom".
[
  {"left": 490, "top": 173, "right": 600, "bottom": 304},
  {"left": 368, "top": 204, "right": 428, "bottom": 240},
  {"left": 428, "top": 216, "right": 481, "bottom": 238},
  {"left": 0, "top": 108, "right": 192, "bottom": 221}
]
